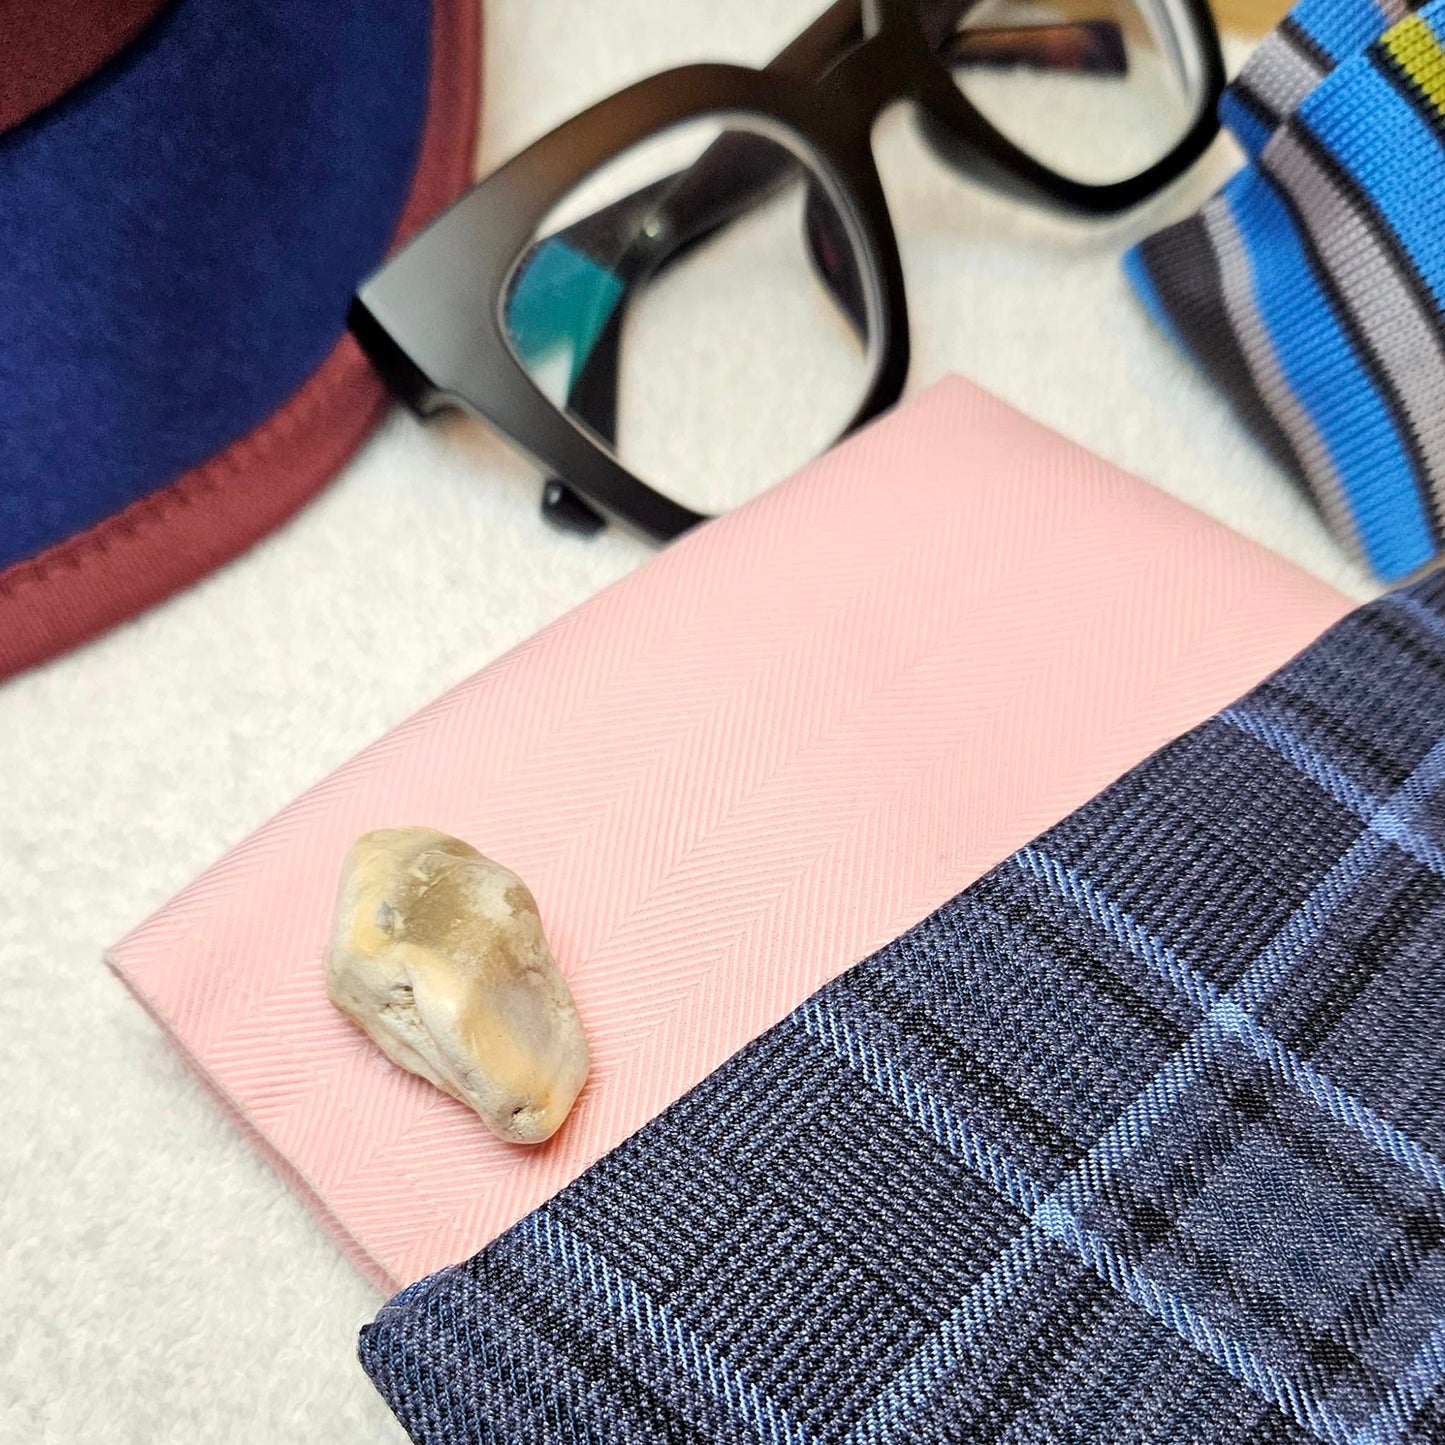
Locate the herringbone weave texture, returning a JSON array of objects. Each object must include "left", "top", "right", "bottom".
[
  {"left": 362, "top": 572, "right": 1445, "bottom": 1444},
  {"left": 108, "top": 378, "right": 1345, "bottom": 1289}
]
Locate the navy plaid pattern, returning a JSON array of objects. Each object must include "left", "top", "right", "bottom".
[{"left": 361, "top": 576, "right": 1445, "bottom": 1444}]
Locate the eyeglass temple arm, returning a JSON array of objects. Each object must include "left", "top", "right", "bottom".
[{"left": 937, "top": 19, "right": 1127, "bottom": 74}]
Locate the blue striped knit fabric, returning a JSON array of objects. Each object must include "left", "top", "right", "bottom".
[
  {"left": 361, "top": 574, "right": 1445, "bottom": 1444},
  {"left": 1128, "top": 0, "right": 1445, "bottom": 582}
]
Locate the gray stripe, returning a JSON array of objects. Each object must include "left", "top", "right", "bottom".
[
  {"left": 1263, "top": 123, "right": 1445, "bottom": 524},
  {"left": 1377, "top": 0, "right": 1410, "bottom": 26},
  {"left": 1235, "top": 29, "right": 1327, "bottom": 124},
  {"left": 1202, "top": 196, "right": 1365, "bottom": 562}
]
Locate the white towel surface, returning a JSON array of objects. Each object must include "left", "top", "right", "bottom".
[{"left": 0, "top": 6, "right": 1375, "bottom": 1441}]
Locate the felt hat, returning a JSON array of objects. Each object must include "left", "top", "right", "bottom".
[{"left": 0, "top": 0, "right": 480, "bottom": 679}]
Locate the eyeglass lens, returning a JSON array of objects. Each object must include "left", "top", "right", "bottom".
[
  {"left": 500, "top": 115, "right": 879, "bottom": 517},
  {"left": 944, "top": 0, "right": 1209, "bottom": 184}
]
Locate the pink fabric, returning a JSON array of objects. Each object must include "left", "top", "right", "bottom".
[{"left": 108, "top": 377, "right": 1351, "bottom": 1289}]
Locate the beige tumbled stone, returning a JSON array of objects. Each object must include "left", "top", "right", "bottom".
[{"left": 325, "top": 827, "right": 588, "bottom": 1144}]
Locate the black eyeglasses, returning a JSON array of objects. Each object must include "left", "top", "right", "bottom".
[{"left": 350, "top": 0, "right": 1225, "bottom": 542}]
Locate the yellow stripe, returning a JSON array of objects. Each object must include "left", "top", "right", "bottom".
[{"left": 1382, "top": 12, "right": 1445, "bottom": 119}]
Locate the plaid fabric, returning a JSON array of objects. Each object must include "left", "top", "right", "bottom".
[
  {"left": 1127, "top": 0, "right": 1445, "bottom": 583},
  {"left": 360, "top": 574, "right": 1445, "bottom": 1444}
]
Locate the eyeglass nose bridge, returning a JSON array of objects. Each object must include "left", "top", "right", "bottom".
[
  {"left": 810, "top": 2, "right": 944, "bottom": 131},
  {"left": 789, "top": 0, "right": 1038, "bottom": 214}
]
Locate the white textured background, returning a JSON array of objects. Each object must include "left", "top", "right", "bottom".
[{"left": 0, "top": 6, "right": 1376, "bottom": 1442}]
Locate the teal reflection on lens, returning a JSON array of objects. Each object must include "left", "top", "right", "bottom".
[{"left": 505, "top": 238, "right": 624, "bottom": 390}]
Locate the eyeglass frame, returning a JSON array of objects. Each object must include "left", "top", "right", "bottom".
[{"left": 350, "top": 0, "right": 1227, "bottom": 543}]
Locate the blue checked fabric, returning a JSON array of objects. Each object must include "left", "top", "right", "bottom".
[
  {"left": 362, "top": 576, "right": 1445, "bottom": 1444},
  {"left": 1128, "top": 0, "right": 1445, "bottom": 582}
]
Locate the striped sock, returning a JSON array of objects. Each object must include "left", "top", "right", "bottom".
[
  {"left": 1132, "top": 0, "right": 1445, "bottom": 581},
  {"left": 1224, "top": 0, "right": 1419, "bottom": 153}
]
